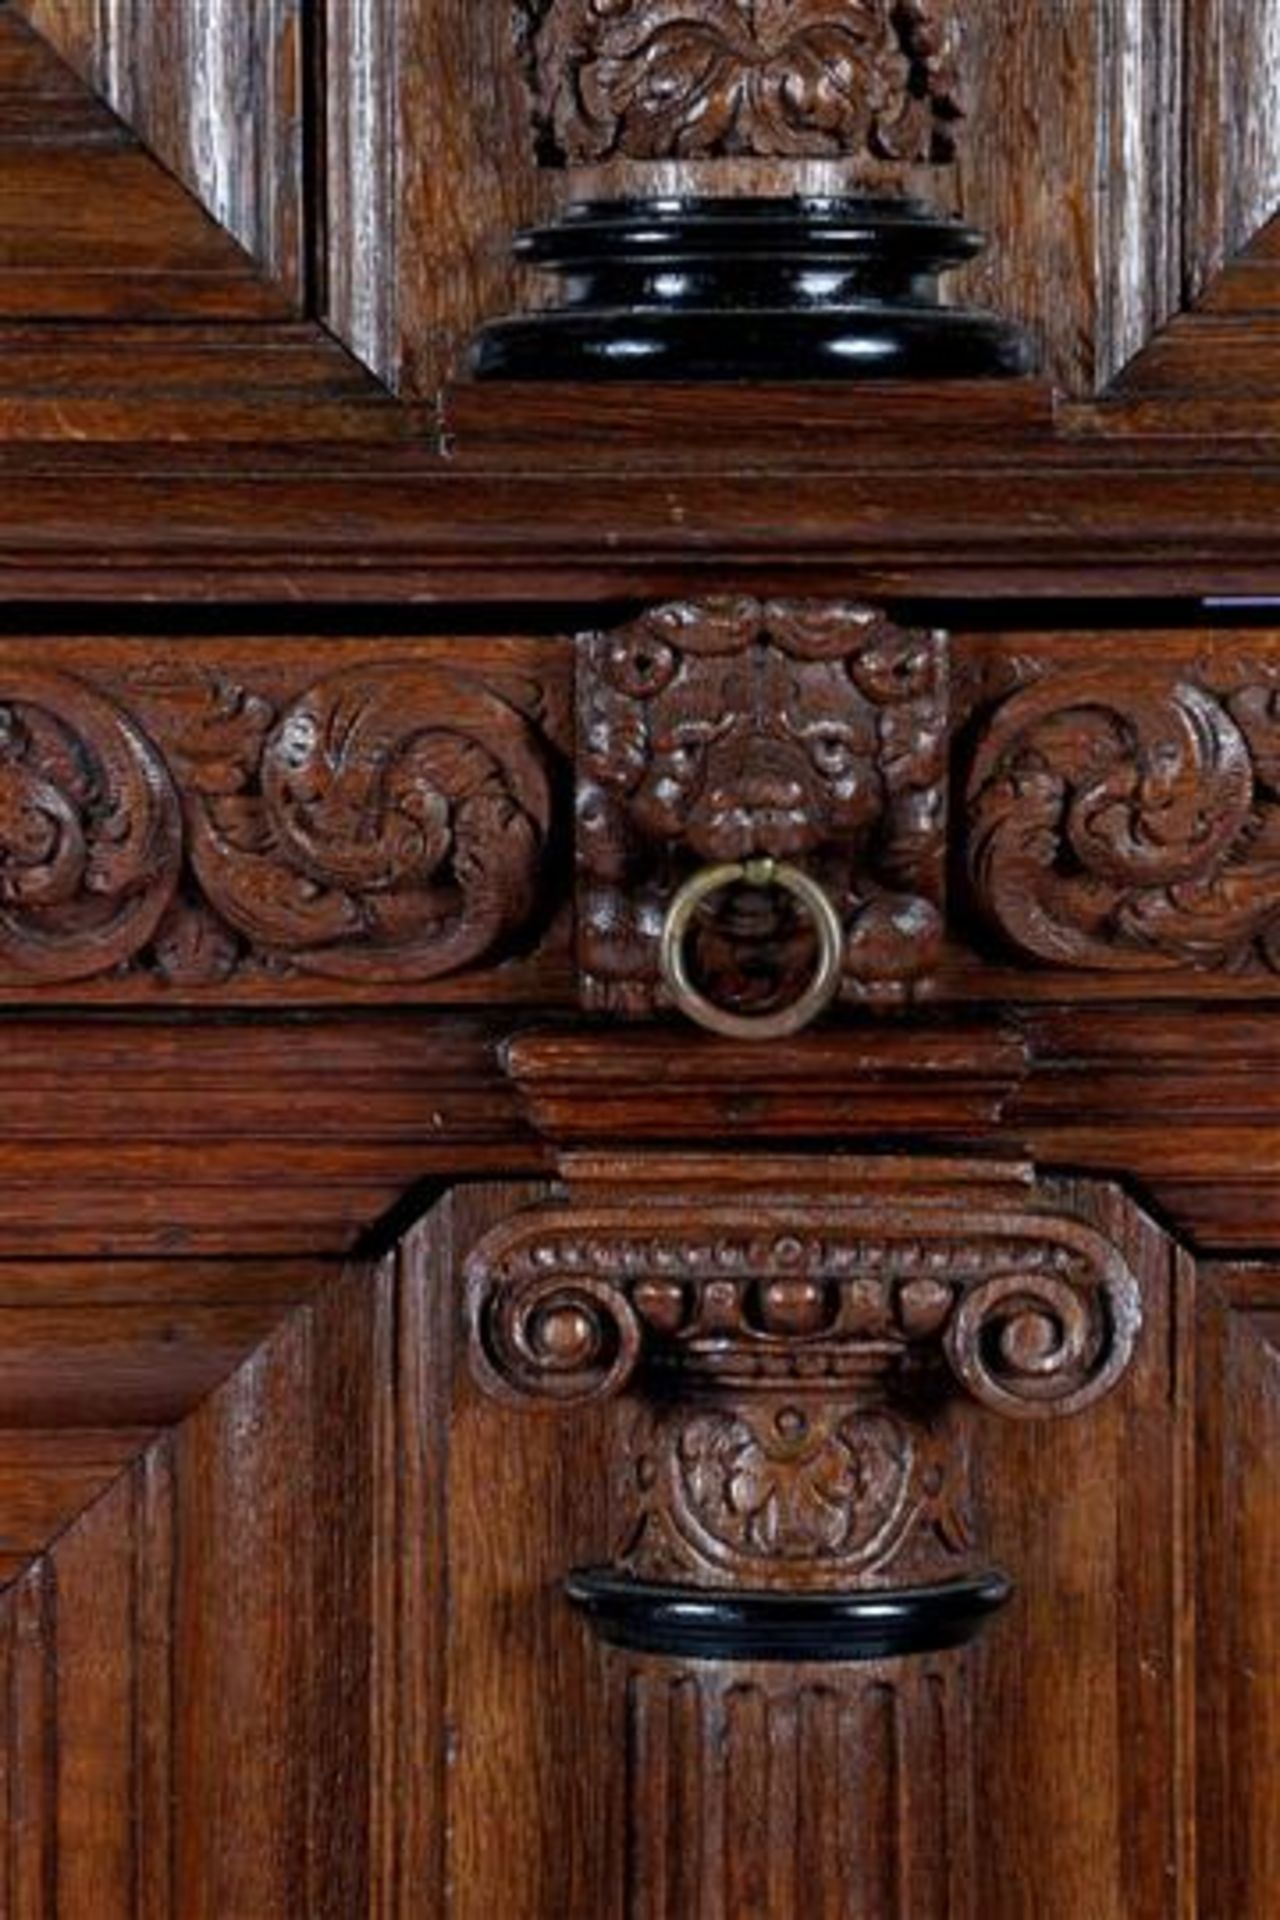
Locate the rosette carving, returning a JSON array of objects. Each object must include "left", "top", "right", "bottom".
[
  {"left": 577, "top": 598, "right": 947, "bottom": 1014},
  {"left": 967, "top": 670, "right": 1280, "bottom": 973},
  {"left": 612, "top": 1397, "right": 971, "bottom": 1587},
  {"left": 527, "top": 0, "right": 963, "bottom": 165},
  {"left": 0, "top": 669, "right": 181, "bottom": 982}
]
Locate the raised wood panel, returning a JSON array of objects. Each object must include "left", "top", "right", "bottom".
[
  {"left": 0, "top": 1252, "right": 379, "bottom": 1915},
  {"left": 1185, "top": 0, "right": 1280, "bottom": 299},
  {"left": 0, "top": 5, "right": 291, "bottom": 322},
  {"left": 944, "top": 0, "right": 1182, "bottom": 394},
  {"left": 1196, "top": 1278, "right": 1280, "bottom": 1917},
  {"left": 320, "top": 0, "right": 549, "bottom": 398},
  {"left": 10, "top": 0, "right": 306, "bottom": 304},
  {"left": 973, "top": 1182, "right": 1187, "bottom": 1919},
  {"left": 0, "top": 1193, "right": 556, "bottom": 1916}
]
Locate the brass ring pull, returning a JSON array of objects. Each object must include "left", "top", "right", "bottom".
[{"left": 659, "top": 858, "right": 845, "bottom": 1041}]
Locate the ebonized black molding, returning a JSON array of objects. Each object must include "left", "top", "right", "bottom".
[
  {"left": 565, "top": 1568, "right": 1014, "bottom": 1662},
  {"left": 471, "top": 196, "right": 1034, "bottom": 383}
]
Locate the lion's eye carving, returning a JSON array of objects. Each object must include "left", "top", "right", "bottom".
[
  {"left": 808, "top": 731, "right": 859, "bottom": 779},
  {"left": 606, "top": 636, "right": 679, "bottom": 699}
]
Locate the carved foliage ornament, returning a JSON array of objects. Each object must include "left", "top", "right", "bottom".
[
  {"left": 614, "top": 1396, "right": 970, "bottom": 1586},
  {"left": 967, "top": 669, "right": 1280, "bottom": 973},
  {"left": 577, "top": 597, "right": 947, "bottom": 1013},
  {"left": 0, "top": 663, "right": 550, "bottom": 986},
  {"left": 526, "top": 0, "right": 963, "bottom": 165}
]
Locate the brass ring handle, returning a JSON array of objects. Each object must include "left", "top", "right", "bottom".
[{"left": 658, "top": 858, "right": 845, "bottom": 1040}]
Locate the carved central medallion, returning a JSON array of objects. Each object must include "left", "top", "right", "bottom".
[{"left": 577, "top": 597, "right": 948, "bottom": 1014}]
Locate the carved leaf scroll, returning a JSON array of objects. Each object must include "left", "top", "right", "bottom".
[
  {"left": 0, "top": 662, "right": 551, "bottom": 987},
  {"left": 527, "top": 0, "right": 963, "bottom": 165},
  {"left": 967, "top": 669, "right": 1280, "bottom": 974},
  {"left": 0, "top": 670, "right": 182, "bottom": 983}
]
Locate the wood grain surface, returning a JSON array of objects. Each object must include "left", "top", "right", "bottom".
[
  {"left": 11, "top": 0, "right": 306, "bottom": 303},
  {"left": 0, "top": 5, "right": 292, "bottom": 321},
  {"left": 0, "top": 4, "right": 1277, "bottom": 1914}
]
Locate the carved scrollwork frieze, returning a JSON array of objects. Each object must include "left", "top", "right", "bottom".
[
  {"left": 0, "top": 660, "right": 552, "bottom": 989},
  {"left": 577, "top": 596, "right": 948, "bottom": 1015},
  {"left": 966, "top": 667, "right": 1280, "bottom": 974},
  {"left": 523, "top": 0, "right": 963, "bottom": 167}
]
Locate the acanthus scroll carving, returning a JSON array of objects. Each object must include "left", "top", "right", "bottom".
[
  {"left": 525, "top": 0, "right": 963, "bottom": 166},
  {"left": 577, "top": 597, "right": 948, "bottom": 1014},
  {"left": 967, "top": 669, "right": 1280, "bottom": 974},
  {"left": 0, "top": 662, "right": 551, "bottom": 988},
  {"left": 166, "top": 662, "right": 551, "bottom": 984},
  {"left": 0, "top": 670, "right": 182, "bottom": 983}
]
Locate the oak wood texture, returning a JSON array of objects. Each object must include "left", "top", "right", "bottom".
[
  {"left": 11, "top": 617, "right": 1280, "bottom": 1012},
  {"left": 11, "top": 406, "right": 1280, "bottom": 600},
  {"left": 1, "top": 7, "right": 1280, "bottom": 1917},
  {"left": 10, "top": 0, "right": 306, "bottom": 304},
  {"left": 2, "top": 0, "right": 1276, "bottom": 409},
  {"left": 1194, "top": 1272, "right": 1280, "bottom": 1915},
  {"left": 0, "top": 1240, "right": 443, "bottom": 1917},
  {"left": 459, "top": 1165, "right": 1181, "bottom": 1919},
  {"left": 0, "top": 633, "right": 570, "bottom": 1002},
  {"left": 0, "top": 6, "right": 291, "bottom": 323},
  {"left": 303, "top": 0, "right": 1267, "bottom": 397},
  {"left": 320, "top": 0, "right": 553, "bottom": 401}
]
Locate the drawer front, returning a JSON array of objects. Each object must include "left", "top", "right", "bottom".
[{"left": 4, "top": 612, "right": 1273, "bottom": 1015}]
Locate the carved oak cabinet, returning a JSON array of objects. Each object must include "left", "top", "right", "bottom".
[{"left": 1, "top": 2, "right": 1279, "bottom": 1916}]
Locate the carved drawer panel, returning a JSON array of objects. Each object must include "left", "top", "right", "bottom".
[
  {"left": 0, "top": 634, "right": 571, "bottom": 1002},
  {"left": 576, "top": 602, "right": 1280, "bottom": 1024},
  {"left": 4, "top": 617, "right": 1279, "bottom": 1011}
]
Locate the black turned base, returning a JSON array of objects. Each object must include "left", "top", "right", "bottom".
[
  {"left": 471, "top": 197, "right": 1034, "bottom": 383},
  {"left": 565, "top": 1569, "right": 1013, "bottom": 1663}
]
